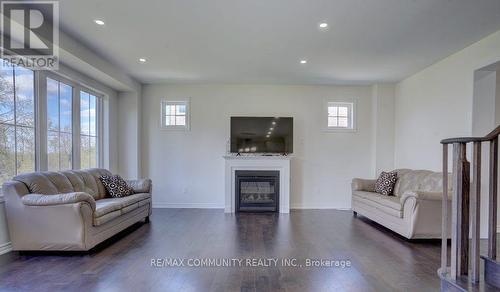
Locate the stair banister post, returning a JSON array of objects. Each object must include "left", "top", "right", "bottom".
[{"left": 450, "top": 143, "right": 470, "bottom": 279}]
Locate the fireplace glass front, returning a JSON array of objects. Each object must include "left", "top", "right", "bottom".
[{"left": 235, "top": 170, "right": 279, "bottom": 212}]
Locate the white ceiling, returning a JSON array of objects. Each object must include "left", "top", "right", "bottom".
[{"left": 58, "top": 0, "right": 500, "bottom": 85}]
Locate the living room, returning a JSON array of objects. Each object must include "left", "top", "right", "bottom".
[{"left": 1, "top": 1, "right": 500, "bottom": 291}]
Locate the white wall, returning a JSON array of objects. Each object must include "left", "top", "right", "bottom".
[
  {"left": 57, "top": 30, "right": 142, "bottom": 176},
  {"left": 142, "top": 84, "right": 376, "bottom": 209},
  {"left": 473, "top": 71, "right": 497, "bottom": 136},
  {"left": 472, "top": 70, "right": 498, "bottom": 237},
  {"left": 372, "top": 84, "right": 396, "bottom": 176},
  {"left": 395, "top": 30, "right": 500, "bottom": 171},
  {"left": 497, "top": 72, "right": 500, "bottom": 124},
  {"left": 395, "top": 29, "right": 500, "bottom": 237},
  {"left": 117, "top": 90, "right": 142, "bottom": 179},
  {"left": 497, "top": 72, "right": 500, "bottom": 233},
  {"left": 105, "top": 91, "right": 119, "bottom": 173}
]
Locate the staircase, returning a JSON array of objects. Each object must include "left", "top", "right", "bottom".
[{"left": 438, "top": 125, "right": 500, "bottom": 291}]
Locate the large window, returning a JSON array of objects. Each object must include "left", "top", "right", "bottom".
[
  {"left": 80, "top": 91, "right": 98, "bottom": 168},
  {"left": 47, "top": 78, "right": 73, "bottom": 171},
  {"left": 0, "top": 62, "right": 104, "bottom": 189},
  {"left": 0, "top": 64, "right": 35, "bottom": 186}
]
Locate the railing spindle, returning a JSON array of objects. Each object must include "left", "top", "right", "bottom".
[
  {"left": 441, "top": 144, "right": 448, "bottom": 272},
  {"left": 439, "top": 125, "right": 500, "bottom": 288},
  {"left": 450, "top": 143, "right": 459, "bottom": 279},
  {"left": 489, "top": 137, "right": 498, "bottom": 260},
  {"left": 470, "top": 142, "right": 481, "bottom": 282}
]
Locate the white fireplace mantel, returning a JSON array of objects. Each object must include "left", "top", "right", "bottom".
[{"left": 224, "top": 155, "right": 291, "bottom": 213}]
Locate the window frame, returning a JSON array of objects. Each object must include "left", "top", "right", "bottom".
[
  {"left": 324, "top": 99, "right": 357, "bottom": 132},
  {"left": 45, "top": 77, "right": 74, "bottom": 171},
  {"left": 38, "top": 70, "right": 105, "bottom": 170},
  {"left": 160, "top": 99, "right": 191, "bottom": 131},
  {"left": 0, "top": 64, "right": 38, "bottom": 180},
  {"left": 79, "top": 89, "right": 102, "bottom": 169}
]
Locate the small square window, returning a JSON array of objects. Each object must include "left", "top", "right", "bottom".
[
  {"left": 326, "top": 102, "right": 355, "bottom": 131},
  {"left": 161, "top": 100, "right": 190, "bottom": 130}
]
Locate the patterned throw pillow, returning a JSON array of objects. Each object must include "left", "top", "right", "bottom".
[
  {"left": 374, "top": 171, "right": 398, "bottom": 196},
  {"left": 99, "top": 175, "right": 133, "bottom": 198}
]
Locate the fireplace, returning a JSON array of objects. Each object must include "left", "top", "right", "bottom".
[{"left": 235, "top": 170, "right": 279, "bottom": 212}]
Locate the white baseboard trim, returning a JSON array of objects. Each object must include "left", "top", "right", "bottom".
[
  {"left": 153, "top": 203, "right": 223, "bottom": 209},
  {"left": 290, "top": 206, "right": 351, "bottom": 210},
  {"left": 153, "top": 203, "right": 351, "bottom": 210},
  {"left": 0, "top": 242, "right": 12, "bottom": 255}
]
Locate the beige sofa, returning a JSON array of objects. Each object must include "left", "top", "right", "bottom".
[
  {"left": 2, "top": 168, "right": 152, "bottom": 251},
  {"left": 351, "top": 169, "right": 451, "bottom": 239}
]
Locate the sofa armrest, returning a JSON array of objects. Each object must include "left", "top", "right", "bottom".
[
  {"left": 400, "top": 190, "right": 450, "bottom": 205},
  {"left": 126, "top": 179, "right": 152, "bottom": 194},
  {"left": 2, "top": 180, "right": 30, "bottom": 198},
  {"left": 22, "top": 192, "right": 96, "bottom": 211},
  {"left": 352, "top": 178, "right": 376, "bottom": 192}
]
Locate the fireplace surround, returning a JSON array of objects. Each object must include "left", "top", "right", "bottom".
[{"left": 224, "top": 155, "right": 290, "bottom": 213}]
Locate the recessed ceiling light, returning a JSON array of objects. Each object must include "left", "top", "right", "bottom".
[
  {"left": 300, "top": 60, "right": 307, "bottom": 64},
  {"left": 94, "top": 19, "right": 105, "bottom": 25},
  {"left": 267, "top": 132, "right": 271, "bottom": 135},
  {"left": 269, "top": 127, "right": 274, "bottom": 131},
  {"left": 139, "top": 58, "right": 147, "bottom": 63},
  {"left": 319, "top": 22, "right": 328, "bottom": 29},
  {"left": 266, "top": 135, "right": 270, "bottom": 138},
  {"left": 272, "top": 121, "right": 276, "bottom": 125}
]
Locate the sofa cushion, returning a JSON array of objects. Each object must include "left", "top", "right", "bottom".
[
  {"left": 22, "top": 192, "right": 96, "bottom": 211},
  {"left": 94, "top": 193, "right": 151, "bottom": 223},
  {"left": 93, "top": 210, "right": 121, "bottom": 226},
  {"left": 14, "top": 173, "right": 57, "bottom": 195},
  {"left": 95, "top": 200, "right": 123, "bottom": 217},
  {"left": 393, "top": 169, "right": 445, "bottom": 197},
  {"left": 126, "top": 179, "right": 152, "bottom": 194},
  {"left": 122, "top": 203, "right": 139, "bottom": 214},
  {"left": 352, "top": 191, "right": 403, "bottom": 218},
  {"left": 62, "top": 170, "right": 100, "bottom": 199},
  {"left": 14, "top": 172, "right": 74, "bottom": 195},
  {"left": 85, "top": 168, "right": 113, "bottom": 199},
  {"left": 111, "top": 193, "right": 151, "bottom": 210},
  {"left": 43, "top": 172, "right": 75, "bottom": 193},
  {"left": 138, "top": 198, "right": 151, "bottom": 207},
  {"left": 374, "top": 171, "right": 397, "bottom": 196}
]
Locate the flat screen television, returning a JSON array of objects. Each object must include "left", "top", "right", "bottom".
[{"left": 230, "top": 117, "right": 293, "bottom": 154}]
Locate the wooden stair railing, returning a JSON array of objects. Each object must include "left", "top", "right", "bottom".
[{"left": 439, "top": 125, "right": 500, "bottom": 291}]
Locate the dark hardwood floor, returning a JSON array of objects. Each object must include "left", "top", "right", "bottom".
[{"left": 0, "top": 209, "right": 448, "bottom": 291}]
